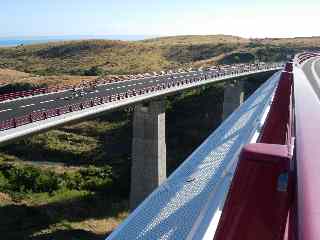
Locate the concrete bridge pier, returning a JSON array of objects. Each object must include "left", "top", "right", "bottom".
[
  {"left": 222, "top": 80, "right": 244, "bottom": 120},
  {"left": 130, "top": 100, "right": 166, "bottom": 210}
]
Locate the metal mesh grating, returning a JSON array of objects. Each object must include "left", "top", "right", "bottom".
[{"left": 107, "top": 72, "right": 281, "bottom": 240}]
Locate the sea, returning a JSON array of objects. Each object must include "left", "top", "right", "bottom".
[{"left": 0, "top": 35, "right": 155, "bottom": 47}]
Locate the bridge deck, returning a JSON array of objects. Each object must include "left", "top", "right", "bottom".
[{"left": 0, "top": 65, "right": 281, "bottom": 145}]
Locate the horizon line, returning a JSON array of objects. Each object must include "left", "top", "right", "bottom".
[{"left": 1, "top": 34, "right": 320, "bottom": 40}]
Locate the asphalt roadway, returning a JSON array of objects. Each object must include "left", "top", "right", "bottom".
[
  {"left": 302, "top": 57, "right": 320, "bottom": 100},
  {"left": 0, "top": 65, "right": 273, "bottom": 123}
]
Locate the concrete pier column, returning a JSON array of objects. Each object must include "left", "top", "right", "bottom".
[
  {"left": 130, "top": 100, "right": 166, "bottom": 210},
  {"left": 222, "top": 81, "right": 244, "bottom": 120}
]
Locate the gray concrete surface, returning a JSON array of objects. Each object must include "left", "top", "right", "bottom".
[
  {"left": 302, "top": 57, "right": 320, "bottom": 99},
  {"left": 130, "top": 100, "right": 166, "bottom": 209},
  {"left": 222, "top": 80, "right": 244, "bottom": 120}
]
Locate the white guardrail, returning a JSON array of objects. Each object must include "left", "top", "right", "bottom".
[{"left": 106, "top": 71, "right": 282, "bottom": 240}]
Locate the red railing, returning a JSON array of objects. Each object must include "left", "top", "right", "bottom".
[
  {"left": 0, "top": 79, "right": 189, "bottom": 131},
  {"left": 0, "top": 85, "right": 70, "bottom": 102}
]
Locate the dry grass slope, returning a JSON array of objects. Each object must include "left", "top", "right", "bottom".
[{"left": 0, "top": 35, "right": 319, "bottom": 87}]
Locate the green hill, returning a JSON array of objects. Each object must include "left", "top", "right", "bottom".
[{"left": 0, "top": 35, "right": 319, "bottom": 80}]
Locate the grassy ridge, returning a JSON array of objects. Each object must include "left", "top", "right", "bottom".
[{"left": 0, "top": 35, "right": 319, "bottom": 81}]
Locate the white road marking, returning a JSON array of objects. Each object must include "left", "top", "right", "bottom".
[
  {"left": 311, "top": 58, "right": 320, "bottom": 86},
  {"left": 106, "top": 88, "right": 110, "bottom": 91},
  {"left": 138, "top": 82, "right": 143, "bottom": 85},
  {"left": 33, "top": 108, "right": 46, "bottom": 112},
  {"left": 20, "top": 103, "right": 35, "bottom": 108},
  {"left": 89, "top": 90, "right": 99, "bottom": 94},
  {"left": 40, "top": 99, "right": 55, "bottom": 104},
  {"left": 0, "top": 108, "right": 12, "bottom": 113},
  {"left": 149, "top": 80, "right": 154, "bottom": 83},
  {"left": 127, "top": 84, "right": 132, "bottom": 87},
  {"left": 132, "top": 83, "right": 137, "bottom": 86},
  {"left": 117, "top": 86, "right": 121, "bottom": 89}
]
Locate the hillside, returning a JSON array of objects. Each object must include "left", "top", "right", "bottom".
[
  {"left": 0, "top": 35, "right": 319, "bottom": 85},
  {"left": 0, "top": 68, "right": 97, "bottom": 87}
]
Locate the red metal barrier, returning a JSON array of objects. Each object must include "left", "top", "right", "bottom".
[
  {"left": 260, "top": 71, "right": 293, "bottom": 144},
  {"left": 214, "top": 144, "right": 293, "bottom": 240},
  {"left": 214, "top": 67, "right": 295, "bottom": 240}
]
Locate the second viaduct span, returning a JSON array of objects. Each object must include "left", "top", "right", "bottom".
[{"left": 0, "top": 62, "right": 283, "bottom": 209}]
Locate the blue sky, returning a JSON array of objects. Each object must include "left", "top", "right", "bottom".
[{"left": 1, "top": 0, "right": 319, "bottom": 38}]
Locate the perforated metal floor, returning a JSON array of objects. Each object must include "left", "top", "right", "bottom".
[{"left": 107, "top": 72, "right": 281, "bottom": 240}]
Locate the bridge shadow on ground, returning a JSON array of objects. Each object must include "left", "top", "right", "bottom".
[
  {"left": 0, "top": 193, "right": 128, "bottom": 240},
  {"left": 31, "top": 229, "right": 106, "bottom": 240}
]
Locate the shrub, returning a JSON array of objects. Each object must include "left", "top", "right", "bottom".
[
  {"left": 0, "top": 172, "right": 9, "bottom": 191},
  {"left": 0, "top": 164, "right": 116, "bottom": 195},
  {"left": 0, "top": 82, "right": 47, "bottom": 95},
  {"left": 0, "top": 165, "right": 60, "bottom": 193},
  {"left": 84, "top": 66, "right": 104, "bottom": 76}
]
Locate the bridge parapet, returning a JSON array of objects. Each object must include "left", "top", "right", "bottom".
[
  {"left": 215, "top": 69, "right": 294, "bottom": 240},
  {"left": 106, "top": 71, "right": 282, "bottom": 239}
]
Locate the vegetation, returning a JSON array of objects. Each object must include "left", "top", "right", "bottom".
[
  {"left": 0, "top": 164, "right": 115, "bottom": 194},
  {"left": 0, "top": 35, "right": 319, "bottom": 85},
  {"left": 0, "top": 82, "right": 47, "bottom": 94}
]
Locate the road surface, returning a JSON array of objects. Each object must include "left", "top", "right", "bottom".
[
  {"left": 0, "top": 64, "right": 276, "bottom": 123},
  {"left": 302, "top": 57, "right": 320, "bottom": 99}
]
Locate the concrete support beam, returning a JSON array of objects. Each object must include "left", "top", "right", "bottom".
[
  {"left": 222, "top": 80, "right": 245, "bottom": 120},
  {"left": 130, "top": 100, "right": 166, "bottom": 210}
]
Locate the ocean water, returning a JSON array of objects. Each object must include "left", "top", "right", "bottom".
[{"left": 0, "top": 35, "right": 154, "bottom": 47}]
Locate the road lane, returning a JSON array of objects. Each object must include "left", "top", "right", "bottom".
[
  {"left": 314, "top": 58, "right": 320, "bottom": 80},
  {"left": 302, "top": 57, "right": 320, "bottom": 100}
]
